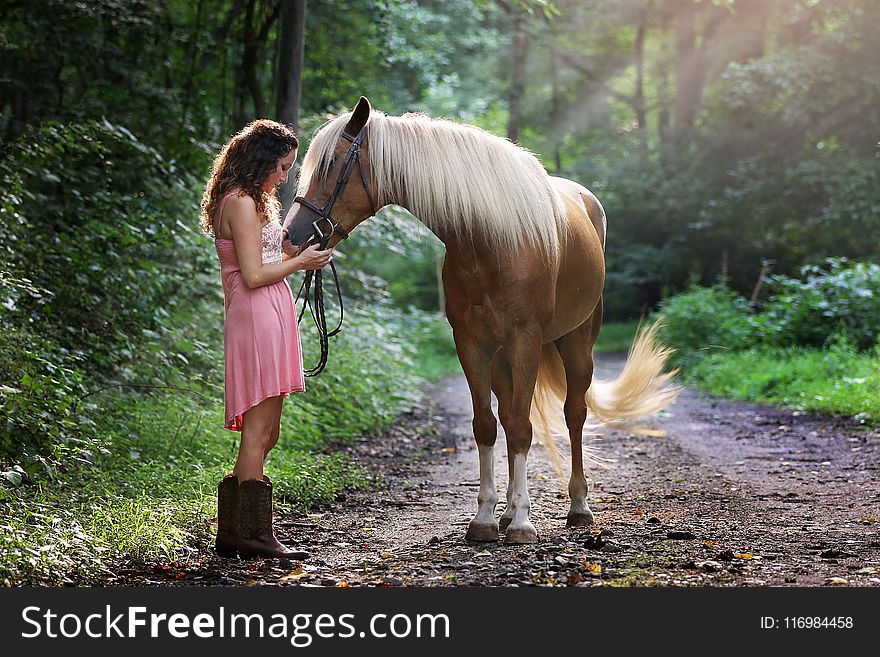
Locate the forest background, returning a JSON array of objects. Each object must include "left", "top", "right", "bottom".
[{"left": 1, "top": 0, "right": 878, "bottom": 584}]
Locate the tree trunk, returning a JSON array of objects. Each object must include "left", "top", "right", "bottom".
[
  {"left": 506, "top": 15, "right": 528, "bottom": 144},
  {"left": 732, "top": 0, "right": 768, "bottom": 61},
  {"left": 674, "top": 0, "right": 729, "bottom": 138},
  {"left": 276, "top": 0, "right": 307, "bottom": 212},
  {"left": 242, "top": 3, "right": 265, "bottom": 120},
  {"left": 275, "top": 0, "right": 306, "bottom": 131},
  {"left": 674, "top": 0, "right": 698, "bottom": 133},
  {"left": 655, "top": 0, "right": 672, "bottom": 145},
  {"left": 549, "top": 28, "right": 562, "bottom": 172},
  {"left": 634, "top": 16, "right": 647, "bottom": 146},
  {"left": 235, "top": 0, "right": 282, "bottom": 126}
]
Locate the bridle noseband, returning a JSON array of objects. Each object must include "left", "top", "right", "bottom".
[
  {"left": 290, "top": 127, "right": 378, "bottom": 377},
  {"left": 292, "top": 128, "right": 377, "bottom": 249}
]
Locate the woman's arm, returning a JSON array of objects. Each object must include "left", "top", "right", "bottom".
[{"left": 226, "top": 195, "right": 332, "bottom": 289}]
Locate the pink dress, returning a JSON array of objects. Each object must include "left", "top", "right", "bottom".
[{"left": 214, "top": 192, "right": 305, "bottom": 431}]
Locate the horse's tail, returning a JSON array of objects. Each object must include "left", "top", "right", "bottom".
[
  {"left": 586, "top": 320, "right": 681, "bottom": 423},
  {"left": 530, "top": 319, "right": 680, "bottom": 477}
]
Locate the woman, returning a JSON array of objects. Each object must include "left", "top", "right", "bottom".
[{"left": 199, "top": 120, "right": 332, "bottom": 559}]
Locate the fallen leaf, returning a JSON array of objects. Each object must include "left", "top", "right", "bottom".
[
  {"left": 336, "top": 582, "right": 350, "bottom": 588},
  {"left": 584, "top": 562, "right": 602, "bottom": 573},
  {"left": 440, "top": 447, "right": 456, "bottom": 453},
  {"left": 628, "top": 427, "right": 668, "bottom": 438},
  {"left": 824, "top": 577, "right": 849, "bottom": 586},
  {"left": 860, "top": 515, "right": 876, "bottom": 524},
  {"left": 634, "top": 508, "right": 645, "bottom": 518},
  {"left": 379, "top": 552, "right": 393, "bottom": 559},
  {"left": 175, "top": 572, "right": 186, "bottom": 580},
  {"left": 734, "top": 553, "right": 753, "bottom": 560},
  {"left": 702, "top": 540, "right": 719, "bottom": 548},
  {"left": 279, "top": 566, "right": 305, "bottom": 582}
]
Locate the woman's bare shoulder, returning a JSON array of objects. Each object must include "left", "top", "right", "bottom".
[{"left": 225, "top": 193, "right": 260, "bottom": 224}]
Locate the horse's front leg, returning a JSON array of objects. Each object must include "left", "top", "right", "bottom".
[
  {"left": 453, "top": 330, "right": 501, "bottom": 542},
  {"left": 499, "top": 329, "right": 542, "bottom": 544}
]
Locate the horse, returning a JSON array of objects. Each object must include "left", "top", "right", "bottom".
[{"left": 284, "top": 96, "right": 679, "bottom": 544}]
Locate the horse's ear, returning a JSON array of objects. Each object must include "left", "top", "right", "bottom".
[{"left": 344, "top": 96, "right": 371, "bottom": 136}]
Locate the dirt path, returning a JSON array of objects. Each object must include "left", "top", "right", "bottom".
[{"left": 111, "top": 354, "right": 880, "bottom": 587}]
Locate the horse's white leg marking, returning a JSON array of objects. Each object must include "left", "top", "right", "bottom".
[
  {"left": 504, "top": 453, "right": 537, "bottom": 544},
  {"left": 465, "top": 445, "right": 500, "bottom": 541},
  {"left": 499, "top": 475, "right": 515, "bottom": 530}
]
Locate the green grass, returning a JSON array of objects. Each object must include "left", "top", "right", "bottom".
[
  {"left": 594, "top": 321, "right": 640, "bottom": 353},
  {"left": 0, "top": 306, "right": 457, "bottom": 586},
  {"left": 685, "top": 342, "right": 880, "bottom": 422}
]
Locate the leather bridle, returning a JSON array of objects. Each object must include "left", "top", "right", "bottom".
[
  {"left": 290, "top": 126, "right": 378, "bottom": 377},
  {"left": 292, "top": 128, "right": 377, "bottom": 249}
]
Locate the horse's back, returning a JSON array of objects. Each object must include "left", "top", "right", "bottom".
[{"left": 551, "top": 177, "right": 606, "bottom": 251}]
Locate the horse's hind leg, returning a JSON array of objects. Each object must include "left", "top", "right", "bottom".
[
  {"left": 454, "top": 332, "right": 501, "bottom": 543},
  {"left": 491, "top": 353, "right": 515, "bottom": 532},
  {"left": 554, "top": 301, "right": 603, "bottom": 527}
]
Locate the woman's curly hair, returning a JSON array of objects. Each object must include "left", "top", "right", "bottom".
[{"left": 200, "top": 119, "right": 298, "bottom": 236}]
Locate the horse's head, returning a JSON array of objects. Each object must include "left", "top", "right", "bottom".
[{"left": 284, "top": 96, "right": 378, "bottom": 252}]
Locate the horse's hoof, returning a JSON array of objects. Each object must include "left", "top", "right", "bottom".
[
  {"left": 566, "top": 511, "right": 595, "bottom": 527},
  {"left": 504, "top": 525, "right": 538, "bottom": 544},
  {"left": 498, "top": 515, "right": 513, "bottom": 531},
  {"left": 465, "top": 521, "right": 500, "bottom": 542}
]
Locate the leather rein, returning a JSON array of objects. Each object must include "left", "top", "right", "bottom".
[{"left": 291, "top": 128, "right": 377, "bottom": 376}]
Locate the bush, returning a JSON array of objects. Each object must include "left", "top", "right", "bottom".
[
  {"left": 0, "top": 120, "right": 208, "bottom": 377},
  {"left": 0, "top": 120, "right": 214, "bottom": 467},
  {"left": 752, "top": 258, "right": 880, "bottom": 350},
  {"left": 686, "top": 337, "right": 880, "bottom": 421},
  {"left": 655, "top": 284, "right": 756, "bottom": 368}
]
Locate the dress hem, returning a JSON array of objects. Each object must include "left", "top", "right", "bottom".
[{"left": 223, "top": 385, "right": 306, "bottom": 432}]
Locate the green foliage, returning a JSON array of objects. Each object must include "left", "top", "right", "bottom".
[
  {"left": 656, "top": 285, "right": 755, "bottom": 369},
  {"left": 338, "top": 206, "right": 445, "bottom": 311},
  {"left": 656, "top": 260, "right": 880, "bottom": 419},
  {"left": 753, "top": 259, "right": 880, "bottom": 350},
  {"left": 0, "top": 318, "right": 99, "bottom": 478},
  {"left": 0, "top": 120, "right": 206, "bottom": 376},
  {"left": 657, "top": 260, "right": 880, "bottom": 368},
  {"left": 593, "top": 321, "right": 640, "bottom": 354},
  {"left": 686, "top": 339, "right": 880, "bottom": 422},
  {"left": 0, "top": 296, "right": 456, "bottom": 585}
]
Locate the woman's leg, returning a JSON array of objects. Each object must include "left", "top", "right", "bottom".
[
  {"left": 234, "top": 395, "right": 304, "bottom": 559},
  {"left": 264, "top": 396, "right": 283, "bottom": 461},
  {"left": 233, "top": 396, "right": 280, "bottom": 482}
]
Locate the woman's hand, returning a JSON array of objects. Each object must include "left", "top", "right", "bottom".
[{"left": 294, "top": 243, "right": 334, "bottom": 271}]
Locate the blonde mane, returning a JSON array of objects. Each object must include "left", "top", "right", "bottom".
[{"left": 297, "top": 110, "right": 568, "bottom": 262}]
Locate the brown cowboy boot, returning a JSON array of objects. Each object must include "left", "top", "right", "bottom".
[
  {"left": 238, "top": 476, "right": 309, "bottom": 559},
  {"left": 215, "top": 474, "right": 239, "bottom": 558}
]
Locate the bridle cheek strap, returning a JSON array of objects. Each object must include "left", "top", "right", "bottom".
[{"left": 293, "top": 129, "right": 377, "bottom": 249}]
